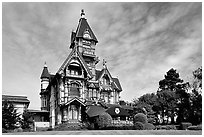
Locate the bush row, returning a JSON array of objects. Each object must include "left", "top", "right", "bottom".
[
  {"left": 187, "top": 125, "right": 202, "bottom": 130},
  {"left": 133, "top": 113, "right": 155, "bottom": 130}
]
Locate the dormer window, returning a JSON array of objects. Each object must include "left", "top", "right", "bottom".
[
  {"left": 66, "top": 63, "right": 82, "bottom": 76},
  {"left": 83, "top": 29, "right": 91, "bottom": 39},
  {"left": 102, "top": 75, "right": 110, "bottom": 85}
]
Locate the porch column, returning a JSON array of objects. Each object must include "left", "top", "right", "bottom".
[
  {"left": 79, "top": 104, "right": 81, "bottom": 121},
  {"left": 50, "top": 86, "right": 55, "bottom": 128},
  {"left": 68, "top": 105, "right": 71, "bottom": 120},
  {"left": 57, "top": 107, "right": 62, "bottom": 124},
  {"left": 64, "top": 83, "right": 68, "bottom": 103},
  {"left": 82, "top": 81, "right": 85, "bottom": 101},
  {"left": 63, "top": 108, "right": 67, "bottom": 122}
]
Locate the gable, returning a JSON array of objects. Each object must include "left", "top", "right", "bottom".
[
  {"left": 112, "top": 78, "right": 122, "bottom": 91},
  {"left": 98, "top": 68, "right": 113, "bottom": 83},
  {"left": 57, "top": 48, "right": 93, "bottom": 78},
  {"left": 76, "top": 18, "right": 98, "bottom": 43},
  {"left": 95, "top": 69, "right": 102, "bottom": 80}
]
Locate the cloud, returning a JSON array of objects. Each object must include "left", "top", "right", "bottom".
[{"left": 2, "top": 2, "right": 202, "bottom": 108}]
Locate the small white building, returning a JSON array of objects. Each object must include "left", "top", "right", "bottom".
[{"left": 2, "top": 95, "right": 30, "bottom": 118}]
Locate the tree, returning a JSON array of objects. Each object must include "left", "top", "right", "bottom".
[
  {"left": 159, "top": 68, "right": 183, "bottom": 91},
  {"left": 192, "top": 67, "right": 202, "bottom": 94},
  {"left": 2, "top": 100, "right": 21, "bottom": 130},
  {"left": 20, "top": 110, "right": 34, "bottom": 129},
  {"left": 156, "top": 89, "right": 177, "bottom": 124},
  {"left": 132, "top": 93, "right": 157, "bottom": 124},
  {"left": 189, "top": 67, "right": 202, "bottom": 125},
  {"left": 156, "top": 68, "right": 191, "bottom": 124},
  {"left": 175, "top": 82, "right": 191, "bottom": 123}
]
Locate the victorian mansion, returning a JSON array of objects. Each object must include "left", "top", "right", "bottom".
[{"left": 40, "top": 10, "right": 123, "bottom": 128}]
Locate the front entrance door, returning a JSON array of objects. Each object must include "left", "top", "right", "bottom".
[{"left": 70, "top": 105, "right": 78, "bottom": 120}]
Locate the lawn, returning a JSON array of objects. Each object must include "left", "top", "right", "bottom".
[{"left": 3, "top": 130, "right": 202, "bottom": 135}]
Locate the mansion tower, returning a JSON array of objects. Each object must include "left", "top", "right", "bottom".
[{"left": 40, "top": 10, "right": 122, "bottom": 128}]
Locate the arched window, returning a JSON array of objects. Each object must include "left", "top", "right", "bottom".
[
  {"left": 102, "top": 75, "right": 110, "bottom": 85},
  {"left": 67, "top": 63, "right": 82, "bottom": 76},
  {"left": 69, "top": 83, "right": 80, "bottom": 97}
]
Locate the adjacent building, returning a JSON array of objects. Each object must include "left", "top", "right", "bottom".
[
  {"left": 40, "top": 10, "right": 123, "bottom": 128},
  {"left": 2, "top": 95, "right": 30, "bottom": 118}
]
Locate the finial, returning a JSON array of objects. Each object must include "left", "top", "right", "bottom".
[
  {"left": 81, "top": 9, "right": 85, "bottom": 18},
  {"left": 44, "top": 61, "right": 47, "bottom": 67},
  {"left": 103, "top": 59, "right": 107, "bottom": 69}
]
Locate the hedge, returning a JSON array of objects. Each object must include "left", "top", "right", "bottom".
[
  {"left": 96, "top": 112, "right": 112, "bottom": 129},
  {"left": 144, "top": 123, "right": 155, "bottom": 130},
  {"left": 134, "top": 122, "right": 144, "bottom": 130},
  {"left": 187, "top": 125, "right": 202, "bottom": 130},
  {"left": 134, "top": 113, "right": 148, "bottom": 124},
  {"left": 180, "top": 122, "right": 192, "bottom": 130}
]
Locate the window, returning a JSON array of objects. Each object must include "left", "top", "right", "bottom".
[
  {"left": 89, "top": 89, "right": 92, "bottom": 99},
  {"left": 102, "top": 75, "right": 110, "bottom": 85},
  {"left": 69, "top": 83, "right": 80, "bottom": 97},
  {"left": 67, "top": 65, "right": 82, "bottom": 76},
  {"left": 41, "top": 97, "right": 47, "bottom": 107},
  {"left": 93, "top": 89, "right": 97, "bottom": 98}
]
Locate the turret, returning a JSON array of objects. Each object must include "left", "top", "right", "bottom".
[
  {"left": 69, "top": 9, "right": 99, "bottom": 80},
  {"left": 40, "top": 62, "right": 50, "bottom": 110},
  {"left": 40, "top": 62, "right": 50, "bottom": 91}
]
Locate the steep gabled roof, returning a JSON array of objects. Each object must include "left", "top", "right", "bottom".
[
  {"left": 95, "top": 69, "right": 102, "bottom": 80},
  {"left": 40, "top": 66, "right": 50, "bottom": 79},
  {"left": 75, "top": 18, "right": 98, "bottom": 43},
  {"left": 112, "top": 78, "right": 122, "bottom": 91},
  {"left": 70, "top": 31, "right": 76, "bottom": 49},
  {"left": 97, "top": 68, "right": 113, "bottom": 81},
  {"left": 57, "top": 47, "right": 93, "bottom": 78},
  {"left": 64, "top": 97, "right": 86, "bottom": 106}
]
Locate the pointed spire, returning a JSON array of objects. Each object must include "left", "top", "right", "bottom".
[
  {"left": 75, "top": 9, "right": 98, "bottom": 43},
  {"left": 81, "top": 9, "right": 85, "bottom": 18},
  {"left": 103, "top": 59, "right": 107, "bottom": 69},
  {"left": 44, "top": 61, "right": 47, "bottom": 68},
  {"left": 41, "top": 62, "right": 50, "bottom": 79}
]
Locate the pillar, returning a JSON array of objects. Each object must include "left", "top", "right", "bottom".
[
  {"left": 57, "top": 108, "right": 62, "bottom": 125},
  {"left": 64, "top": 82, "right": 68, "bottom": 103},
  {"left": 50, "top": 86, "right": 55, "bottom": 128},
  {"left": 79, "top": 104, "right": 81, "bottom": 121},
  {"left": 82, "top": 81, "right": 85, "bottom": 101},
  {"left": 68, "top": 105, "right": 71, "bottom": 120},
  {"left": 63, "top": 107, "right": 67, "bottom": 122}
]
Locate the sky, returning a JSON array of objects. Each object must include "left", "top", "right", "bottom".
[{"left": 2, "top": 2, "right": 202, "bottom": 109}]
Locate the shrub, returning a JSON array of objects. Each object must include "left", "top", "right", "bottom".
[
  {"left": 2, "top": 128, "right": 7, "bottom": 133},
  {"left": 47, "top": 127, "right": 53, "bottom": 131},
  {"left": 156, "top": 125, "right": 177, "bottom": 130},
  {"left": 180, "top": 122, "right": 192, "bottom": 130},
  {"left": 187, "top": 125, "right": 202, "bottom": 130},
  {"left": 134, "top": 113, "right": 148, "bottom": 124},
  {"left": 148, "top": 118, "right": 155, "bottom": 124},
  {"left": 23, "top": 128, "right": 33, "bottom": 132},
  {"left": 144, "top": 123, "right": 155, "bottom": 130},
  {"left": 87, "top": 122, "right": 95, "bottom": 130},
  {"left": 14, "top": 127, "right": 23, "bottom": 132},
  {"left": 95, "top": 112, "right": 112, "bottom": 129},
  {"left": 166, "top": 125, "right": 177, "bottom": 130},
  {"left": 134, "top": 122, "right": 144, "bottom": 130}
]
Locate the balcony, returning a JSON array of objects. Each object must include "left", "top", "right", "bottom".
[
  {"left": 82, "top": 40, "right": 91, "bottom": 46},
  {"left": 66, "top": 73, "right": 84, "bottom": 79},
  {"left": 82, "top": 48, "right": 95, "bottom": 57}
]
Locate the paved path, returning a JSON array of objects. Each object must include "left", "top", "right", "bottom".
[{"left": 3, "top": 130, "right": 202, "bottom": 135}]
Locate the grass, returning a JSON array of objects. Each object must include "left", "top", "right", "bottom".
[{"left": 3, "top": 130, "right": 202, "bottom": 135}]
